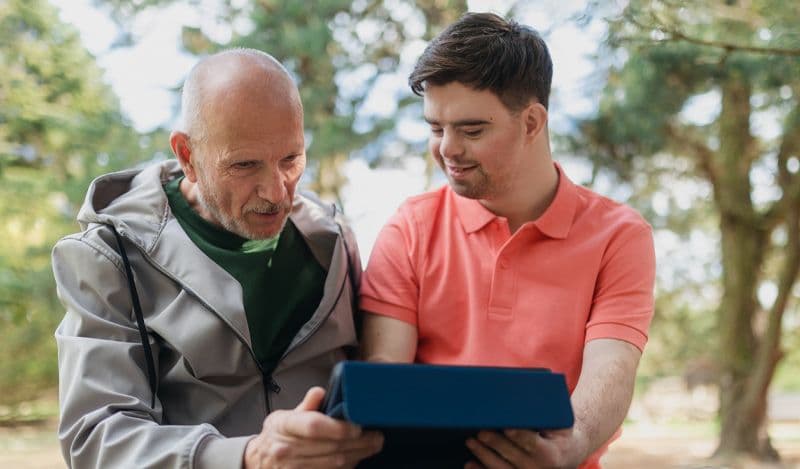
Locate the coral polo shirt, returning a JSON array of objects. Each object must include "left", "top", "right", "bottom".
[{"left": 360, "top": 163, "right": 655, "bottom": 467}]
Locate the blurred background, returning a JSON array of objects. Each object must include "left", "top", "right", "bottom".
[{"left": 1, "top": 0, "right": 799, "bottom": 467}]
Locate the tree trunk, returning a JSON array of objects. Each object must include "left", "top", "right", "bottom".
[
  {"left": 715, "top": 213, "right": 777, "bottom": 460},
  {"left": 311, "top": 154, "right": 347, "bottom": 207},
  {"left": 712, "top": 70, "right": 781, "bottom": 461}
]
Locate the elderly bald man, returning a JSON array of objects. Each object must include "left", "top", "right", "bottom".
[{"left": 53, "top": 49, "right": 381, "bottom": 469}]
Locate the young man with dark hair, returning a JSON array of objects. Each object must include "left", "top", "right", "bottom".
[{"left": 360, "top": 12, "right": 655, "bottom": 468}]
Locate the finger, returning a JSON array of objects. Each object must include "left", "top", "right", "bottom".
[
  {"left": 272, "top": 431, "right": 382, "bottom": 458},
  {"left": 466, "top": 437, "right": 513, "bottom": 469},
  {"left": 292, "top": 453, "right": 348, "bottom": 468},
  {"left": 504, "top": 429, "right": 540, "bottom": 452},
  {"left": 296, "top": 441, "right": 384, "bottom": 469},
  {"left": 339, "top": 436, "right": 385, "bottom": 466},
  {"left": 537, "top": 427, "right": 571, "bottom": 440},
  {"left": 476, "top": 431, "right": 529, "bottom": 466},
  {"left": 295, "top": 386, "right": 326, "bottom": 411},
  {"left": 273, "top": 409, "right": 362, "bottom": 440},
  {"left": 310, "top": 431, "right": 384, "bottom": 456}
]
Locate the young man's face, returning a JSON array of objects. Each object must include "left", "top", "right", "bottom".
[
  {"left": 192, "top": 104, "right": 306, "bottom": 240},
  {"left": 423, "top": 82, "right": 530, "bottom": 202}
]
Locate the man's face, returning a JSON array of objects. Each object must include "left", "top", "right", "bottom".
[
  {"left": 423, "top": 82, "right": 529, "bottom": 202},
  {"left": 192, "top": 109, "right": 306, "bottom": 240}
]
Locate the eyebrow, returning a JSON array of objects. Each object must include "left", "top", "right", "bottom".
[
  {"left": 216, "top": 156, "right": 259, "bottom": 168},
  {"left": 423, "top": 117, "right": 492, "bottom": 127}
]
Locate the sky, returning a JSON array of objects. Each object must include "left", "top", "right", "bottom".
[{"left": 51, "top": 0, "right": 602, "bottom": 133}]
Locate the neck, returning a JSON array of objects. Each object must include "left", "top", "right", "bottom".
[
  {"left": 179, "top": 177, "right": 217, "bottom": 225},
  {"left": 480, "top": 155, "right": 559, "bottom": 234}
]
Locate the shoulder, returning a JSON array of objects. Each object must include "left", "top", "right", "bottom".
[
  {"left": 292, "top": 190, "right": 358, "bottom": 253},
  {"left": 575, "top": 185, "right": 651, "bottom": 234},
  {"left": 53, "top": 225, "right": 123, "bottom": 268},
  {"left": 399, "top": 185, "right": 448, "bottom": 211},
  {"left": 295, "top": 190, "right": 337, "bottom": 217},
  {"left": 293, "top": 190, "right": 346, "bottom": 233},
  {"left": 392, "top": 185, "right": 449, "bottom": 228}
]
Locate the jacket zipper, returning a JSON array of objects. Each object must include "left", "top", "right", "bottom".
[
  {"left": 265, "top": 273, "right": 346, "bottom": 409},
  {"left": 125, "top": 228, "right": 348, "bottom": 415},
  {"left": 133, "top": 248, "right": 275, "bottom": 414}
]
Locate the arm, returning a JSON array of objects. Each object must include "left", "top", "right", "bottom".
[
  {"left": 567, "top": 339, "right": 641, "bottom": 457},
  {"left": 54, "top": 236, "right": 233, "bottom": 468},
  {"left": 466, "top": 338, "right": 641, "bottom": 468},
  {"left": 358, "top": 205, "right": 421, "bottom": 363},
  {"left": 467, "top": 222, "right": 655, "bottom": 468},
  {"left": 360, "top": 313, "right": 417, "bottom": 363},
  {"left": 54, "top": 235, "right": 381, "bottom": 469}
]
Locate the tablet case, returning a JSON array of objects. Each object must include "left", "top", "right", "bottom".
[{"left": 321, "top": 361, "right": 574, "bottom": 468}]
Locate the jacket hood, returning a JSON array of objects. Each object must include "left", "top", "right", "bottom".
[{"left": 77, "top": 159, "right": 181, "bottom": 251}]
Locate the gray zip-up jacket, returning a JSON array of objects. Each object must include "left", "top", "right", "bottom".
[{"left": 53, "top": 160, "right": 360, "bottom": 468}]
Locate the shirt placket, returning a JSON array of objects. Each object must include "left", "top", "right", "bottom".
[{"left": 487, "top": 221, "right": 516, "bottom": 321}]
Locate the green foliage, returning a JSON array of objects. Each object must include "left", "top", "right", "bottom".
[
  {"left": 575, "top": 0, "right": 800, "bottom": 452},
  {"left": 0, "top": 166, "right": 71, "bottom": 403},
  {"left": 1, "top": 0, "right": 121, "bottom": 170},
  {"left": 0, "top": 0, "right": 146, "bottom": 405},
  {"left": 576, "top": 0, "right": 800, "bottom": 178}
]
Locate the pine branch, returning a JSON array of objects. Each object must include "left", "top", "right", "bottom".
[{"left": 622, "top": 9, "right": 800, "bottom": 57}]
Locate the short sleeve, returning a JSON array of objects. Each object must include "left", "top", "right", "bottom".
[
  {"left": 359, "top": 205, "right": 420, "bottom": 325},
  {"left": 585, "top": 223, "right": 656, "bottom": 351}
]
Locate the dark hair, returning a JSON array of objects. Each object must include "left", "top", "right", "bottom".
[{"left": 409, "top": 12, "right": 553, "bottom": 111}]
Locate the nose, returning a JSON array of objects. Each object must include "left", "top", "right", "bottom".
[
  {"left": 437, "top": 129, "right": 463, "bottom": 160},
  {"left": 256, "top": 169, "right": 287, "bottom": 203}
]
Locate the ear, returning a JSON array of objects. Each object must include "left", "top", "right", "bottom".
[
  {"left": 522, "top": 102, "right": 548, "bottom": 141},
  {"left": 169, "top": 131, "right": 198, "bottom": 183}
]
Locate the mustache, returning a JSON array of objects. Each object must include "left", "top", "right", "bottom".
[{"left": 245, "top": 200, "right": 291, "bottom": 215}]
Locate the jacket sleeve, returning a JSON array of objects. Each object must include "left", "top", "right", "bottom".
[
  {"left": 333, "top": 208, "right": 363, "bottom": 330},
  {"left": 52, "top": 234, "right": 251, "bottom": 469},
  {"left": 339, "top": 217, "right": 362, "bottom": 299}
]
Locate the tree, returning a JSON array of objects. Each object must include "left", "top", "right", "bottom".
[
  {"left": 573, "top": 0, "right": 800, "bottom": 460},
  {"left": 0, "top": 0, "right": 143, "bottom": 405}
]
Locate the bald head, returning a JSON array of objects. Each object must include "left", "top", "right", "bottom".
[
  {"left": 179, "top": 48, "right": 303, "bottom": 151},
  {"left": 170, "top": 48, "right": 308, "bottom": 240}
]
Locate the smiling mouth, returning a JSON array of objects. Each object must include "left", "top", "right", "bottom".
[{"left": 445, "top": 163, "right": 478, "bottom": 177}]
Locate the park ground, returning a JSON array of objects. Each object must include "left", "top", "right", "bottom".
[{"left": 1, "top": 390, "right": 798, "bottom": 468}]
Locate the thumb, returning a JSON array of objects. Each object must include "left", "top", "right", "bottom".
[{"left": 295, "top": 386, "right": 326, "bottom": 412}]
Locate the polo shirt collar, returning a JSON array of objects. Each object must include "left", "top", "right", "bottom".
[
  {"left": 453, "top": 190, "right": 495, "bottom": 233},
  {"left": 453, "top": 162, "right": 578, "bottom": 239},
  {"left": 533, "top": 162, "right": 578, "bottom": 239}
]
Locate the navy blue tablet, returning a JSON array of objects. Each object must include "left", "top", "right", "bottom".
[{"left": 321, "top": 361, "right": 574, "bottom": 468}]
